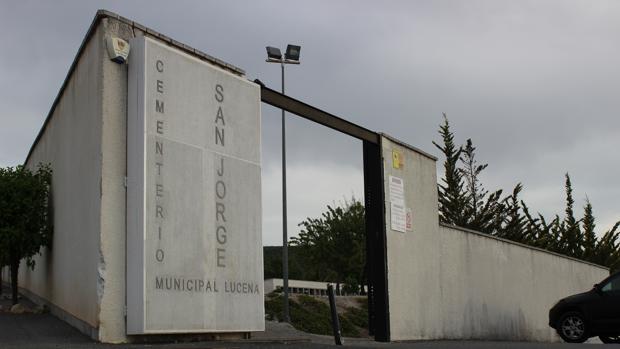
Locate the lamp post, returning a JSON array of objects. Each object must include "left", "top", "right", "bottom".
[{"left": 265, "top": 44, "right": 301, "bottom": 323}]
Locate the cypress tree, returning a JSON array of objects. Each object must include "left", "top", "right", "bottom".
[
  {"left": 581, "top": 198, "right": 597, "bottom": 261},
  {"left": 458, "top": 139, "right": 505, "bottom": 235},
  {"left": 460, "top": 139, "right": 488, "bottom": 222},
  {"left": 431, "top": 115, "right": 620, "bottom": 270},
  {"left": 560, "top": 174, "right": 583, "bottom": 257},
  {"left": 500, "top": 184, "right": 528, "bottom": 242},
  {"left": 549, "top": 215, "right": 565, "bottom": 254},
  {"left": 433, "top": 114, "right": 469, "bottom": 227},
  {"left": 594, "top": 223, "right": 620, "bottom": 271}
]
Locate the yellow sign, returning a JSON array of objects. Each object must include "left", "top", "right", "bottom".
[{"left": 392, "top": 150, "right": 403, "bottom": 169}]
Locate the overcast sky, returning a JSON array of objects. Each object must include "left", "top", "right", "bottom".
[{"left": 1, "top": 1, "right": 618, "bottom": 245}]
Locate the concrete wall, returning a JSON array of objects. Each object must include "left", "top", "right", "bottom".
[
  {"left": 18, "top": 18, "right": 133, "bottom": 343},
  {"left": 17, "top": 14, "right": 254, "bottom": 343},
  {"left": 380, "top": 134, "right": 609, "bottom": 342},
  {"left": 19, "top": 20, "right": 106, "bottom": 337},
  {"left": 96, "top": 18, "right": 133, "bottom": 343},
  {"left": 436, "top": 224, "right": 608, "bottom": 341},
  {"left": 380, "top": 134, "right": 442, "bottom": 341}
]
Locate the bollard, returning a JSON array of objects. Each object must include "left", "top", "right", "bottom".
[{"left": 327, "top": 284, "right": 344, "bottom": 345}]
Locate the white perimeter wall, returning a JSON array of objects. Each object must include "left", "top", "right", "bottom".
[
  {"left": 436, "top": 224, "right": 608, "bottom": 342},
  {"left": 18, "top": 20, "right": 106, "bottom": 335},
  {"left": 15, "top": 17, "right": 136, "bottom": 343},
  {"left": 381, "top": 134, "right": 609, "bottom": 342}
]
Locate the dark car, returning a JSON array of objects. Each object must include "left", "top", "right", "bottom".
[{"left": 549, "top": 271, "right": 620, "bottom": 343}]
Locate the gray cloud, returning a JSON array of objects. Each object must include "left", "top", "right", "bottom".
[{"left": 1, "top": 0, "right": 618, "bottom": 242}]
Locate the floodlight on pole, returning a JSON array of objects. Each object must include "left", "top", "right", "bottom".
[
  {"left": 285, "top": 45, "right": 301, "bottom": 63},
  {"left": 266, "top": 46, "right": 282, "bottom": 61},
  {"left": 265, "top": 44, "right": 301, "bottom": 324}
]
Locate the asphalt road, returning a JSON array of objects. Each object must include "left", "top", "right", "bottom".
[
  {"left": 0, "top": 312, "right": 606, "bottom": 349},
  {"left": 0, "top": 286, "right": 605, "bottom": 349}
]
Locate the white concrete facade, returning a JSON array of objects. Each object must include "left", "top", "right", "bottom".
[
  {"left": 15, "top": 12, "right": 259, "bottom": 343},
  {"left": 380, "top": 134, "right": 609, "bottom": 342},
  {"left": 18, "top": 18, "right": 107, "bottom": 338}
]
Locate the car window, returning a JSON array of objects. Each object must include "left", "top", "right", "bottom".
[{"left": 601, "top": 275, "right": 620, "bottom": 292}]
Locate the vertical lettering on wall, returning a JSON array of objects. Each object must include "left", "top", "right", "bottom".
[
  {"left": 127, "top": 37, "right": 265, "bottom": 334},
  {"left": 154, "top": 59, "right": 166, "bottom": 262},
  {"left": 215, "top": 84, "right": 227, "bottom": 267},
  {"left": 215, "top": 84, "right": 225, "bottom": 146}
]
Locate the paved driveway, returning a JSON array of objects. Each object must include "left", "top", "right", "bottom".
[{"left": 0, "top": 287, "right": 603, "bottom": 349}]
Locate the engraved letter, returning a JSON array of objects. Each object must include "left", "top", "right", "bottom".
[
  {"left": 156, "top": 184, "right": 164, "bottom": 197},
  {"left": 216, "top": 202, "right": 226, "bottom": 222},
  {"left": 215, "top": 106, "right": 225, "bottom": 125},
  {"left": 156, "top": 205, "right": 164, "bottom": 218},
  {"left": 216, "top": 226, "right": 227, "bottom": 244},
  {"left": 217, "top": 248, "right": 226, "bottom": 267},
  {"left": 215, "top": 127, "right": 224, "bottom": 146},
  {"left": 156, "top": 60, "right": 164, "bottom": 72},
  {"left": 215, "top": 84, "right": 224, "bottom": 102},
  {"left": 217, "top": 157, "right": 224, "bottom": 176},
  {"left": 216, "top": 180, "right": 226, "bottom": 199},
  {"left": 155, "top": 141, "right": 163, "bottom": 155},
  {"left": 157, "top": 80, "right": 164, "bottom": 93},
  {"left": 156, "top": 277, "right": 163, "bottom": 289},
  {"left": 156, "top": 120, "right": 164, "bottom": 134},
  {"left": 155, "top": 162, "right": 163, "bottom": 175},
  {"left": 156, "top": 100, "right": 165, "bottom": 114},
  {"left": 156, "top": 249, "right": 164, "bottom": 262}
]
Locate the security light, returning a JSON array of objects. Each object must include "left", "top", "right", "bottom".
[
  {"left": 106, "top": 36, "right": 130, "bottom": 64},
  {"left": 266, "top": 46, "right": 282, "bottom": 61},
  {"left": 285, "top": 44, "right": 301, "bottom": 62}
]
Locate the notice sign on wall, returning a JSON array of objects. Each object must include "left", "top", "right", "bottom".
[
  {"left": 389, "top": 176, "right": 407, "bottom": 233},
  {"left": 127, "top": 37, "right": 263, "bottom": 334}
]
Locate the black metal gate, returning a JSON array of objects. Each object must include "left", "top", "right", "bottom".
[{"left": 258, "top": 82, "right": 390, "bottom": 341}]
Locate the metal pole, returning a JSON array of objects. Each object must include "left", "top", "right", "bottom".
[
  {"left": 328, "top": 284, "right": 344, "bottom": 345},
  {"left": 281, "top": 60, "right": 290, "bottom": 323}
]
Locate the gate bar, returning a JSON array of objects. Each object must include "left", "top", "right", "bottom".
[{"left": 256, "top": 81, "right": 380, "bottom": 145}]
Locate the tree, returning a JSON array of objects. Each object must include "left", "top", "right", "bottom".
[
  {"left": 593, "top": 223, "right": 620, "bottom": 272},
  {"left": 559, "top": 174, "right": 583, "bottom": 257},
  {"left": 290, "top": 198, "right": 366, "bottom": 293},
  {"left": 432, "top": 114, "right": 620, "bottom": 270},
  {"left": 434, "top": 116, "right": 507, "bottom": 235},
  {"left": 433, "top": 114, "right": 469, "bottom": 227},
  {"left": 460, "top": 139, "right": 489, "bottom": 221},
  {"left": 498, "top": 184, "right": 527, "bottom": 242},
  {"left": 0, "top": 164, "right": 53, "bottom": 305},
  {"left": 581, "top": 198, "right": 597, "bottom": 261}
]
